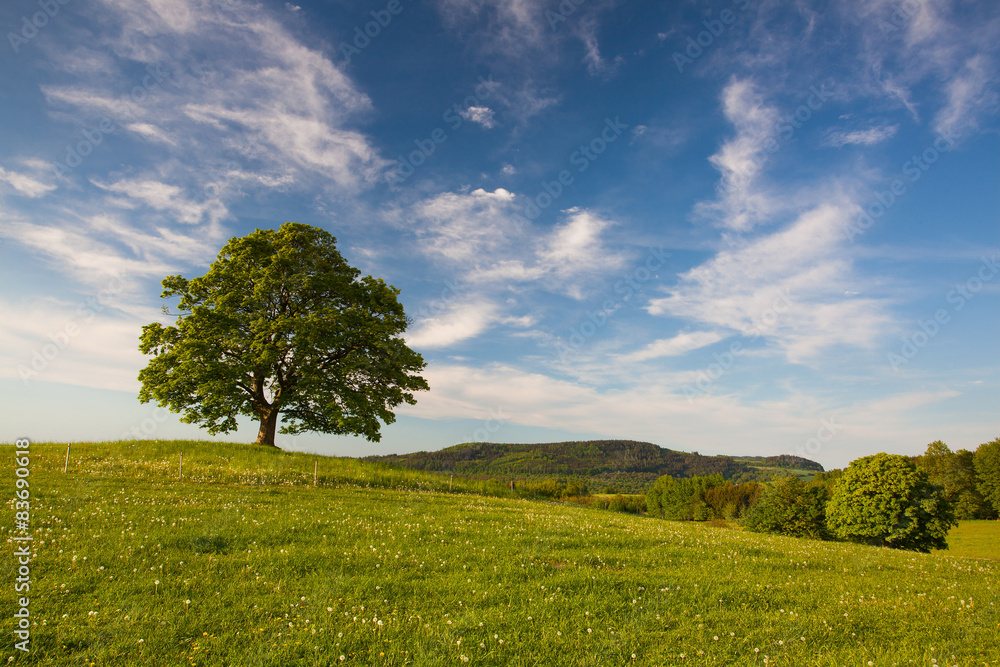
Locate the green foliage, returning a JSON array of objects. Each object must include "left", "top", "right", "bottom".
[
  {"left": 974, "top": 437, "right": 1000, "bottom": 515},
  {"left": 827, "top": 453, "right": 956, "bottom": 553},
  {"left": 743, "top": 476, "right": 829, "bottom": 539},
  {"left": 645, "top": 474, "right": 725, "bottom": 521},
  {"left": 137, "top": 223, "right": 428, "bottom": 447},
  {"left": 372, "top": 440, "right": 819, "bottom": 494},
  {"left": 917, "top": 440, "right": 994, "bottom": 520},
  {"left": 703, "top": 481, "right": 763, "bottom": 520}
]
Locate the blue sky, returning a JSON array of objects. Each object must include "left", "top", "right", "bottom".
[{"left": 1, "top": 0, "right": 998, "bottom": 468}]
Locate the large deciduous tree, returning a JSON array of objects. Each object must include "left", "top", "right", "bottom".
[
  {"left": 827, "top": 453, "right": 955, "bottom": 552},
  {"left": 137, "top": 222, "right": 429, "bottom": 447}
]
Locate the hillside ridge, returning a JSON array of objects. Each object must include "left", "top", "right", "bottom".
[{"left": 367, "top": 439, "right": 823, "bottom": 489}]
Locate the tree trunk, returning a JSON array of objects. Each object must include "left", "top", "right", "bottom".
[{"left": 255, "top": 407, "right": 279, "bottom": 447}]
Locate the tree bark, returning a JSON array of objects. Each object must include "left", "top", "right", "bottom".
[{"left": 255, "top": 407, "right": 280, "bottom": 447}]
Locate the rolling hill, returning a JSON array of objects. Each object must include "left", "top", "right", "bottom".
[{"left": 367, "top": 440, "right": 823, "bottom": 493}]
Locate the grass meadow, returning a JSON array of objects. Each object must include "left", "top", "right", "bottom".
[{"left": 3, "top": 440, "right": 999, "bottom": 666}]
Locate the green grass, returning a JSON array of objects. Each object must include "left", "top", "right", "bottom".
[
  {"left": 938, "top": 520, "right": 1000, "bottom": 560},
  {"left": 4, "top": 440, "right": 999, "bottom": 666}
]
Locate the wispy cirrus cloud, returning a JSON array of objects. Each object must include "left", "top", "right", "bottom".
[
  {"left": 648, "top": 203, "right": 892, "bottom": 362},
  {"left": 617, "top": 331, "right": 723, "bottom": 363},
  {"left": 821, "top": 123, "right": 899, "bottom": 148}
]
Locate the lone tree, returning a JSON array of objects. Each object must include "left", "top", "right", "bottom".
[
  {"left": 827, "top": 453, "right": 955, "bottom": 552},
  {"left": 137, "top": 222, "right": 428, "bottom": 447}
]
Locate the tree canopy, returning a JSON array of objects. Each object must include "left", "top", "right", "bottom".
[
  {"left": 137, "top": 222, "right": 428, "bottom": 447},
  {"left": 827, "top": 453, "right": 955, "bottom": 553},
  {"left": 975, "top": 437, "right": 1000, "bottom": 515},
  {"left": 743, "top": 475, "right": 829, "bottom": 539}
]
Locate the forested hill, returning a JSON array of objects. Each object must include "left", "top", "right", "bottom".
[{"left": 367, "top": 440, "right": 823, "bottom": 482}]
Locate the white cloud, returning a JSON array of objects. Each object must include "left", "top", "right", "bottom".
[
  {"left": 536, "top": 208, "right": 628, "bottom": 298},
  {"left": 41, "top": 0, "right": 386, "bottom": 192},
  {"left": 93, "top": 177, "right": 228, "bottom": 225},
  {"left": 934, "top": 55, "right": 997, "bottom": 139},
  {"left": 0, "top": 166, "right": 56, "bottom": 198},
  {"left": 648, "top": 204, "right": 893, "bottom": 361},
  {"left": 618, "top": 331, "right": 723, "bottom": 363},
  {"left": 406, "top": 300, "right": 499, "bottom": 349},
  {"left": 460, "top": 106, "right": 497, "bottom": 128},
  {"left": 413, "top": 187, "right": 521, "bottom": 264},
  {"left": 695, "top": 79, "right": 781, "bottom": 231},
  {"left": 576, "top": 16, "right": 623, "bottom": 79},
  {"left": 822, "top": 123, "right": 899, "bottom": 147}
]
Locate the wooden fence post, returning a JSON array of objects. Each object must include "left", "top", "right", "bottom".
[
  {"left": 64, "top": 444, "right": 71, "bottom": 473},
  {"left": 449, "top": 474, "right": 453, "bottom": 491}
]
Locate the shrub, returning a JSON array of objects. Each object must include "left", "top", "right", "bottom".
[
  {"left": 827, "top": 453, "right": 955, "bottom": 552},
  {"left": 742, "top": 476, "right": 828, "bottom": 539}
]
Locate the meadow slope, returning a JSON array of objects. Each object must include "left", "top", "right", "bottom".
[{"left": 2, "top": 441, "right": 998, "bottom": 666}]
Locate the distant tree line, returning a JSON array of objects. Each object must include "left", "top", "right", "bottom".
[
  {"left": 645, "top": 436, "right": 1000, "bottom": 553},
  {"left": 369, "top": 439, "right": 820, "bottom": 482}
]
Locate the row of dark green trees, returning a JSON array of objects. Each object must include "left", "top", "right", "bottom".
[{"left": 646, "top": 437, "right": 1000, "bottom": 552}]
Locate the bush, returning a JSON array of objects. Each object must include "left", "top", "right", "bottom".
[
  {"left": 743, "top": 476, "right": 828, "bottom": 539},
  {"left": 827, "top": 453, "right": 955, "bottom": 552}
]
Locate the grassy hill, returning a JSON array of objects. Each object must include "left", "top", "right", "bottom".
[
  {"left": 368, "top": 440, "right": 824, "bottom": 492},
  {"left": 3, "top": 440, "right": 997, "bottom": 666}
]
